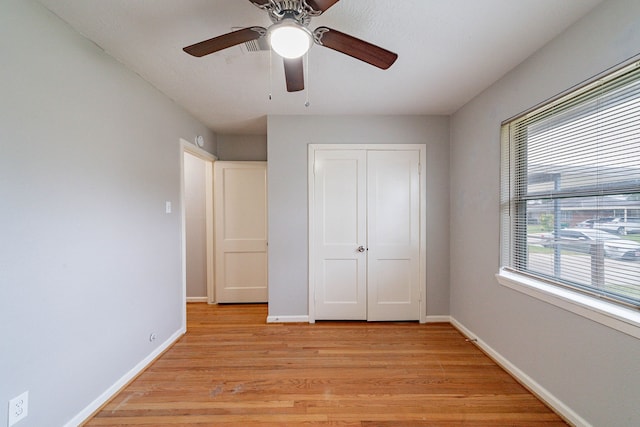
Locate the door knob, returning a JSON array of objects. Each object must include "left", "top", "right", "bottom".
[{"left": 357, "top": 245, "right": 365, "bottom": 253}]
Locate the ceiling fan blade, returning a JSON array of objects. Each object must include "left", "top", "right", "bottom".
[
  {"left": 283, "top": 57, "right": 304, "bottom": 92},
  {"left": 183, "top": 27, "right": 266, "bottom": 57},
  {"left": 313, "top": 26, "right": 398, "bottom": 70},
  {"left": 248, "top": 0, "right": 270, "bottom": 7},
  {"left": 306, "top": 0, "right": 341, "bottom": 13}
]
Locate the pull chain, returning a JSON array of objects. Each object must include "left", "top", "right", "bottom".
[
  {"left": 305, "top": 50, "right": 310, "bottom": 107},
  {"left": 268, "top": 48, "right": 273, "bottom": 101}
]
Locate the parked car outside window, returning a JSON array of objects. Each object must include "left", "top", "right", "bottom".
[
  {"left": 541, "top": 228, "right": 640, "bottom": 260},
  {"left": 592, "top": 217, "right": 640, "bottom": 235},
  {"left": 576, "top": 217, "right": 614, "bottom": 229}
]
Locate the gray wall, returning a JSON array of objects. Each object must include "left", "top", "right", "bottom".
[
  {"left": 217, "top": 134, "right": 268, "bottom": 161},
  {"left": 184, "top": 152, "right": 208, "bottom": 298},
  {"left": 267, "top": 115, "right": 450, "bottom": 319},
  {"left": 449, "top": 0, "right": 640, "bottom": 425},
  {"left": 0, "top": 1, "right": 215, "bottom": 425}
]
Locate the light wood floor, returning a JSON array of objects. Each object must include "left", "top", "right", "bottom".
[{"left": 85, "top": 303, "right": 567, "bottom": 426}]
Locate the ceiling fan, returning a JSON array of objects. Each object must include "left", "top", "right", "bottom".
[{"left": 183, "top": 0, "right": 398, "bottom": 92}]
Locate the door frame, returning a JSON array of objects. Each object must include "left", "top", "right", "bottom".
[
  {"left": 180, "top": 139, "right": 217, "bottom": 315},
  {"left": 308, "top": 144, "right": 427, "bottom": 323}
]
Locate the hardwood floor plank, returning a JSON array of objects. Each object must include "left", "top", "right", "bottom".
[{"left": 83, "top": 303, "right": 567, "bottom": 426}]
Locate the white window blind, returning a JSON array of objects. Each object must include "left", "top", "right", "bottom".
[{"left": 501, "top": 61, "right": 640, "bottom": 309}]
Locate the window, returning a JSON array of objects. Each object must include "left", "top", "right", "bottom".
[{"left": 500, "top": 61, "right": 640, "bottom": 310}]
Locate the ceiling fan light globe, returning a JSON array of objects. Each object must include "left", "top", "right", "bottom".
[{"left": 268, "top": 22, "right": 312, "bottom": 59}]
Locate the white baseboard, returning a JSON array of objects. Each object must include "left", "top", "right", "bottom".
[
  {"left": 186, "top": 296, "right": 208, "bottom": 303},
  {"left": 449, "top": 317, "right": 589, "bottom": 427},
  {"left": 267, "top": 315, "right": 310, "bottom": 323},
  {"left": 64, "top": 327, "right": 185, "bottom": 427},
  {"left": 425, "top": 315, "right": 451, "bottom": 323}
]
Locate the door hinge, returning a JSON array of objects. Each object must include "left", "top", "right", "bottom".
[{"left": 418, "top": 162, "right": 422, "bottom": 175}]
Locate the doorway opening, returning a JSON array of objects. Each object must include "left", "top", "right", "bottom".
[{"left": 181, "top": 139, "right": 216, "bottom": 309}]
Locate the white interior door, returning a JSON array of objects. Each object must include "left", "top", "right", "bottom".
[
  {"left": 367, "top": 150, "right": 420, "bottom": 321},
  {"left": 214, "top": 161, "right": 268, "bottom": 303},
  {"left": 312, "top": 150, "right": 367, "bottom": 320}
]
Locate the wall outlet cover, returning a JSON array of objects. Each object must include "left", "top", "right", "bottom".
[{"left": 8, "top": 391, "right": 29, "bottom": 426}]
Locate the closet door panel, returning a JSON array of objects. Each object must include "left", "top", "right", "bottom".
[
  {"left": 367, "top": 150, "right": 420, "bottom": 321},
  {"left": 313, "top": 150, "right": 367, "bottom": 320}
]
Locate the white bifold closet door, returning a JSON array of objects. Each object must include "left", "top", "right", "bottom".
[
  {"left": 214, "top": 161, "right": 268, "bottom": 303},
  {"left": 313, "top": 150, "right": 368, "bottom": 319},
  {"left": 312, "top": 148, "right": 422, "bottom": 321}
]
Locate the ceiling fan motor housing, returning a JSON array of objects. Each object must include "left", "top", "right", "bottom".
[{"left": 266, "top": 1, "right": 315, "bottom": 25}]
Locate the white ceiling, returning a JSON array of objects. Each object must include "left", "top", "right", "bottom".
[{"left": 37, "top": 0, "right": 603, "bottom": 135}]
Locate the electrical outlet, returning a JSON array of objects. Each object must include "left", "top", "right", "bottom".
[{"left": 8, "top": 391, "right": 28, "bottom": 426}]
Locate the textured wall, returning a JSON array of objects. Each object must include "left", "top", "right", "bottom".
[
  {"left": 184, "top": 152, "right": 208, "bottom": 298},
  {"left": 0, "top": 1, "right": 215, "bottom": 425},
  {"left": 217, "top": 134, "right": 267, "bottom": 161},
  {"left": 267, "top": 115, "right": 450, "bottom": 319},
  {"left": 449, "top": 0, "right": 640, "bottom": 425}
]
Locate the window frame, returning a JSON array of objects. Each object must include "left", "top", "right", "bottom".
[{"left": 498, "top": 58, "right": 640, "bottom": 339}]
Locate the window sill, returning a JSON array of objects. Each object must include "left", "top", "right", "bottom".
[{"left": 496, "top": 268, "right": 640, "bottom": 340}]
